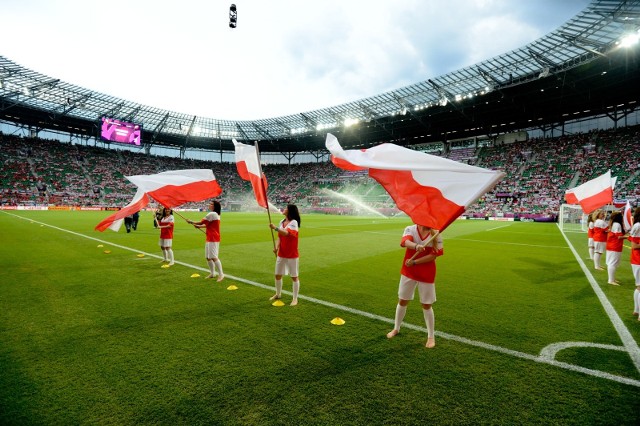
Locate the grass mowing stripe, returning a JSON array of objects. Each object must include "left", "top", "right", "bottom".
[
  {"left": 5, "top": 211, "right": 639, "bottom": 388},
  {"left": 485, "top": 224, "right": 512, "bottom": 231},
  {"left": 557, "top": 222, "right": 640, "bottom": 375},
  {"left": 453, "top": 238, "right": 569, "bottom": 249}
]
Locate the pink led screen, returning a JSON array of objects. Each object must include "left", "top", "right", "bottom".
[{"left": 100, "top": 117, "right": 141, "bottom": 145}]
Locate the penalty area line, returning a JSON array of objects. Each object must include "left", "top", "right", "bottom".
[{"left": 5, "top": 211, "right": 640, "bottom": 388}]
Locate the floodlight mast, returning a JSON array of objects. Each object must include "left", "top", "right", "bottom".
[{"left": 229, "top": 4, "right": 237, "bottom": 28}]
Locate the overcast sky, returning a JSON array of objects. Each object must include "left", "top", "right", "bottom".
[{"left": 2, "top": 0, "right": 590, "bottom": 120}]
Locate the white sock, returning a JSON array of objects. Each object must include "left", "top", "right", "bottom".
[
  {"left": 292, "top": 280, "right": 300, "bottom": 300},
  {"left": 168, "top": 249, "right": 174, "bottom": 263},
  {"left": 162, "top": 250, "right": 167, "bottom": 261},
  {"left": 275, "top": 279, "right": 282, "bottom": 297},
  {"left": 423, "top": 307, "right": 435, "bottom": 338},
  {"left": 394, "top": 304, "right": 407, "bottom": 331},
  {"left": 214, "top": 259, "right": 223, "bottom": 275},
  {"left": 593, "top": 253, "right": 601, "bottom": 268},
  {"left": 207, "top": 259, "right": 216, "bottom": 275},
  {"left": 607, "top": 266, "right": 617, "bottom": 283},
  {"left": 588, "top": 247, "right": 594, "bottom": 260},
  {"left": 634, "top": 289, "right": 640, "bottom": 314}
]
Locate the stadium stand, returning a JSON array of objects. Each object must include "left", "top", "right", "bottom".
[{"left": 2, "top": 124, "right": 637, "bottom": 218}]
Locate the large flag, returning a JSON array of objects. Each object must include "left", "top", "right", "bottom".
[
  {"left": 564, "top": 170, "right": 614, "bottom": 214},
  {"left": 95, "top": 169, "right": 222, "bottom": 232},
  {"left": 325, "top": 134, "right": 505, "bottom": 231},
  {"left": 623, "top": 200, "right": 633, "bottom": 232},
  {"left": 233, "top": 139, "right": 268, "bottom": 208}
]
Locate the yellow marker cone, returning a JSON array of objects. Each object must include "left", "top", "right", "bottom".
[
  {"left": 227, "top": 285, "right": 238, "bottom": 290},
  {"left": 190, "top": 273, "right": 201, "bottom": 278},
  {"left": 97, "top": 244, "right": 104, "bottom": 248},
  {"left": 103, "top": 250, "right": 111, "bottom": 254},
  {"left": 161, "top": 264, "right": 170, "bottom": 269},
  {"left": 136, "top": 254, "right": 145, "bottom": 258},
  {"left": 271, "top": 300, "right": 285, "bottom": 307},
  {"left": 330, "top": 317, "right": 345, "bottom": 325}
]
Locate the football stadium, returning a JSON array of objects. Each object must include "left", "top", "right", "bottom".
[{"left": 1, "top": 1, "right": 640, "bottom": 424}]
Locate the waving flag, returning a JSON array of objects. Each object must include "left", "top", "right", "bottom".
[
  {"left": 623, "top": 200, "right": 633, "bottom": 232},
  {"left": 565, "top": 170, "right": 614, "bottom": 214},
  {"left": 95, "top": 169, "right": 222, "bottom": 232},
  {"left": 233, "top": 140, "right": 268, "bottom": 208},
  {"left": 326, "top": 134, "right": 504, "bottom": 231}
]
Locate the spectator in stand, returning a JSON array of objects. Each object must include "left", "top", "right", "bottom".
[
  {"left": 187, "top": 200, "right": 224, "bottom": 282},
  {"left": 629, "top": 208, "right": 640, "bottom": 319},
  {"left": 269, "top": 204, "right": 301, "bottom": 306},
  {"left": 157, "top": 207, "right": 175, "bottom": 266},
  {"left": 386, "top": 223, "right": 443, "bottom": 349},
  {"left": 605, "top": 211, "right": 626, "bottom": 285},
  {"left": 592, "top": 209, "right": 608, "bottom": 271}
]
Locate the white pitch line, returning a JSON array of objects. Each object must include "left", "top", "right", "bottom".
[
  {"left": 486, "top": 224, "right": 512, "bottom": 231},
  {"left": 4, "top": 211, "right": 640, "bottom": 388},
  {"left": 557, "top": 223, "right": 640, "bottom": 375}
]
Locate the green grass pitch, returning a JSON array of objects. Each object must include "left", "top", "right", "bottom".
[{"left": 1, "top": 210, "right": 639, "bottom": 425}]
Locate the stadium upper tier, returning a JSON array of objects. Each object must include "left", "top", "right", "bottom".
[{"left": 1, "top": 0, "right": 639, "bottom": 153}]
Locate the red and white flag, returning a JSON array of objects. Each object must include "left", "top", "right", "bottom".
[
  {"left": 623, "top": 200, "right": 633, "bottom": 232},
  {"left": 95, "top": 169, "right": 222, "bottom": 232},
  {"left": 564, "top": 170, "right": 614, "bottom": 214},
  {"left": 233, "top": 140, "right": 268, "bottom": 208},
  {"left": 325, "top": 134, "right": 505, "bottom": 231}
]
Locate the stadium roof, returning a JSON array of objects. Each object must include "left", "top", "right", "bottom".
[{"left": 1, "top": 0, "right": 639, "bottom": 155}]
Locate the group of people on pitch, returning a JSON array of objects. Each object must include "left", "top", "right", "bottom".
[
  {"left": 587, "top": 207, "right": 640, "bottom": 320},
  {"left": 155, "top": 200, "right": 445, "bottom": 348}
]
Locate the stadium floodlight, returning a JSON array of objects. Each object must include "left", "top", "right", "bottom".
[
  {"left": 619, "top": 31, "right": 639, "bottom": 48},
  {"left": 229, "top": 4, "right": 237, "bottom": 28}
]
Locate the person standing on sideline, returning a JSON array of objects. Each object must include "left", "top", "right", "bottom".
[
  {"left": 124, "top": 213, "right": 134, "bottom": 233},
  {"left": 387, "top": 223, "right": 443, "bottom": 349},
  {"left": 605, "top": 211, "right": 626, "bottom": 285},
  {"left": 587, "top": 211, "right": 596, "bottom": 260},
  {"left": 592, "top": 209, "right": 608, "bottom": 270},
  {"left": 132, "top": 211, "right": 139, "bottom": 230},
  {"left": 187, "top": 200, "right": 224, "bottom": 282},
  {"left": 629, "top": 208, "right": 640, "bottom": 319},
  {"left": 157, "top": 207, "right": 175, "bottom": 266},
  {"left": 269, "top": 204, "right": 301, "bottom": 306}
]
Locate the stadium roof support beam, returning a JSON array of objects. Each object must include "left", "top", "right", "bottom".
[
  {"left": 123, "top": 106, "right": 141, "bottom": 122},
  {"left": 358, "top": 102, "right": 394, "bottom": 139},
  {"left": 149, "top": 112, "right": 170, "bottom": 146},
  {"left": 299, "top": 113, "right": 317, "bottom": 130},
  {"left": 559, "top": 32, "right": 608, "bottom": 57},
  {"left": 103, "top": 102, "right": 125, "bottom": 120},
  {"left": 2, "top": 78, "right": 60, "bottom": 101},
  {"left": 527, "top": 48, "right": 556, "bottom": 69},
  {"left": 235, "top": 123, "right": 250, "bottom": 141},
  {"left": 53, "top": 93, "right": 92, "bottom": 120},
  {"left": 476, "top": 67, "right": 501, "bottom": 90},
  {"left": 182, "top": 115, "right": 197, "bottom": 148}
]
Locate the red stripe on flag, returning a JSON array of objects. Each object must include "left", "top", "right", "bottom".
[
  {"left": 579, "top": 187, "right": 613, "bottom": 214},
  {"left": 236, "top": 160, "right": 268, "bottom": 208},
  {"left": 331, "top": 156, "right": 367, "bottom": 171},
  {"left": 147, "top": 180, "right": 222, "bottom": 208},
  {"left": 95, "top": 193, "right": 149, "bottom": 232},
  {"left": 564, "top": 192, "right": 578, "bottom": 204},
  {"left": 369, "top": 169, "right": 465, "bottom": 231}
]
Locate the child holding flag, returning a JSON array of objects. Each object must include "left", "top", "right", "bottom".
[
  {"left": 386, "top": 223, "right": 443, "bottom": 349},
  {"left": 629, "top": 208, "right": 640, "bottom": 319},
  {"left": 157, "top": 207, "right": 175, "bottom": 266},
  {"left": 187, "top": 200, "right": 224, "bottom": 282},
  {"left": 605, "top": 211, "right": 625, "bottom": 285},
  {"left": 269, "top": 204, "right": 301, "bottom": 306}
]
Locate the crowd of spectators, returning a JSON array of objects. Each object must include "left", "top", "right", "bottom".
[{"left": 1, "top": 125, "right": 638, "bottom": 219}]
